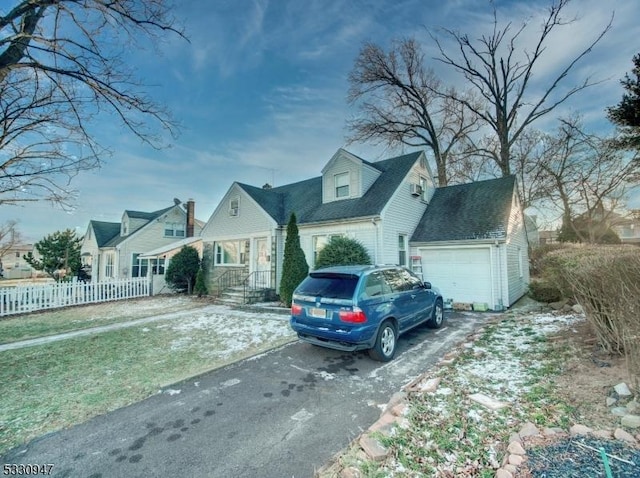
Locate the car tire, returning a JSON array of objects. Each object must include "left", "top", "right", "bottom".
[
  {"left": 368, "top": 320, "right": 397, "bottom": 362},
  {"left": 426, "top": 299, "right": 444, "bottom": 329}
]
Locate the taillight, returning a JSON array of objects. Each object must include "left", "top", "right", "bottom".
[
  {"left": 291, "top": 303, "right": 303, "bottom": 316},
  {"left": 339, "top": 307, "right": 367, "bottom": 323}
]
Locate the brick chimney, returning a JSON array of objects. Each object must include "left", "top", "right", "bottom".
[{"left": 186, "top": 199, "right": 195, "bottom": 237}]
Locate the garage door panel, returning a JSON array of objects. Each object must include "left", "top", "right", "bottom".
[{"left": 420, "top": 248, "right": 492, "bottom": 305}]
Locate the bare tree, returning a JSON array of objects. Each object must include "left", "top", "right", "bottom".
[
  {"left": 538, "top": 119, "right": 639, "bottom": 243},
  {"left": 432, "top": 0, "right": 611, "bottom": 176},
  {"left": 347, "top": 38, "right": 481, "bottom": 186},
  {"left": 0, "top": 0, "right": 185, "bottom": 207},
  {"left": 0, "top": 219, "right": 21, "bottom": 258}
]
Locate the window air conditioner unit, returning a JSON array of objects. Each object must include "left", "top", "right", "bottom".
[{"left": 410, "top": 183, "right": 423, "bottom": 197}]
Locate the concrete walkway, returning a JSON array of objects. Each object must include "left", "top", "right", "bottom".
[{"left": 0, "top": 305, "right": 228, "bottom": 352}]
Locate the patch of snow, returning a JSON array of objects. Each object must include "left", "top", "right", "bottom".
[
  {"left": 164, "top": 389, "right": 181, "bottom": 395},
  {"left": 220, "top": 378, "right": 241, "bottom": 388},
  {"left": 315, "top": 371, "right": 336, "bottom": 381}
]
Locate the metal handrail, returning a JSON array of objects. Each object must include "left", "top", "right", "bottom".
[
  {"left": 243, "top": 270, "right": 272, "bottom": 303},
  {"left": 213, "top": 268, "right": 245, "bottom": 297}
]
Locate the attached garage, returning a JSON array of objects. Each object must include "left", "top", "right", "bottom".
[
  {"left": 409, "top": 176, "right": 530, "bottom": 311},
  {"left": 418, "top": 246, "right": 493, "bottom": 306}
]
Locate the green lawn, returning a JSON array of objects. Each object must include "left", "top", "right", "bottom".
[{"left": 0, "top": 298, "right": 295, "bottom": 454}]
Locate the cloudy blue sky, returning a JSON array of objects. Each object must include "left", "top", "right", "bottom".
[{"left": 2, "top": 0, "right": 639, "bottom": 242}]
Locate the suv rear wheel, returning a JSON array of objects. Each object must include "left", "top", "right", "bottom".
[
  {"left": 426, "top": 299, "right": 444, "bottom": 329},
  {"left": 368, "top": 320, "right": 397, "bottom": 362}
]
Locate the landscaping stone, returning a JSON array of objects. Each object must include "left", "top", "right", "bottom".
[
  {"left": 569, "top": 424, "right": 593, "bottom": 436},
  {"left": 591, "top": 429, "right": 613, "bottom": 439},
  {"left": 507, "top": 441, "right": 526, "bottom": 455},
  {"left": 626, "top": 400, "right": 639, "bottom": 413},
  {"left": 418, "top": 377, "right": 441, "bottom": 393},
  {"left": 614, "top": 428, "right": 637, "bottom": 443},
  {"left": 508, "top": 454, "right": 524, "bottom": 466},
  {"left": 340, "top": 467, "right": 361, "bottom": 478},
  {"left": 542, "top": 427, "right": 558, "bottom": 436},
  {"left": 518, "top": 422, "right": 540, "bottom": 438},
  {"left": 495, "top": 468, "right": 513, "bottom": 478},
  {"left": 621, "top": 415, "right": 640, "bottom": 429},
  {"left": 606, "top": 397, "right": 618, "bottom": 407},
  {"left": 611, "top": 406, "right": 628, "bottom": 416},
  {"left": 503, "top": 464, "right": 517, "bottom": 474},
  {"left": 572, "top": 304, "right": 584, "bottom": 314},
  {"left": 469, "top": 393, "right": 509, "bottom": 410},
  {"left": 614, "top": 382, "right": 633, "bottom": 397},
  {"left": 359, "top": 435, "right": 388, "bottom": 462}
]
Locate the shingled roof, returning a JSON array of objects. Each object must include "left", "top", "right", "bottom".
[
  {"left": 89, "top": 220, "right": 120, "bottom": 247},
  {"left": 411, "top": 176, "right": 516, "bottom": 243},
  {"left": 89, "top": 206, "right": 179, "bottom": 248},
  {"left": 239, "top": 152, "right": 422, "bottom": 225}
]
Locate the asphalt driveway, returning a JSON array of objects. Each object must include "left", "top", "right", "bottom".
[{"left": 1, "top": 309, "right": 489, "bottom": 477}]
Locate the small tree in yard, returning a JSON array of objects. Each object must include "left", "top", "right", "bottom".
[
  {"left": 165, "top": 246, "right": 201, "bottom": 294},
  {"left": 24, "top": 229, "right": 82, "bottom": 281},
  {"left": 279, "top": 213, "right": 308, "bottom": 307},
  {"left": 315, "top": 236, "right": 372, "bottom": 270},
  {"left": 194, "top": 268, "right": 208, "bottom": 298}
]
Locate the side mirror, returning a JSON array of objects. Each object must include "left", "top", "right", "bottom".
[{"left": 423, "top": 281, "right": 432, "bottom": 289}]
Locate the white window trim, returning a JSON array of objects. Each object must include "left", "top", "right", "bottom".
[
  {"left": 164, "top": 222, "right": 186, "bottom": 238},
  {"left": 215, "top": 240, "right": 249, "bottom": 266},
  {"left": 334, "top": 172, "right": 350, "bottom": 199},
  {"left": 229, "top": 197, "right": 240, "bottom": 217}
]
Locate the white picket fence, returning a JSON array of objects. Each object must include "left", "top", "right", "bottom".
[{"left": 0, "top": 277, "right": 150, "bottom": 316}]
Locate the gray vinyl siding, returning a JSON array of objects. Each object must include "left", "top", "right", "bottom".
[
  {"left": 505, "top": 191, "right": 530, "bottom": 306},
  {"left": 201, "top": 184, "right": 275, "bottom": 239},
  {"left": 379, "top": 155, "right": 431, "bottom": 265},
  {"left": 322, "top": 154, "right": 361, "bottom": 203}
]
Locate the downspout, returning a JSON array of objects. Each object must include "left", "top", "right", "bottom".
[
  {"left": 496, "top": 242, "right": 503, "bottom": 310},
  {"left": 371, "top": 218, "right": 379, "bottom": 264}
]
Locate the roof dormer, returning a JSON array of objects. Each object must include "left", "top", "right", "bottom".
[{"left": 321, "top": 149, "right": 381, "bottom": 204}]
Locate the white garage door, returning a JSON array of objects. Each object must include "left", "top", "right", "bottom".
[{"left": 419, "top": 247, "right": 493, "bottom": 306}]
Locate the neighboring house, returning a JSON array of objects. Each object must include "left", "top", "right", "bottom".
[
  {"left": 611, "top": 211, "right": 640, "bottom": 245},
  {"left": 200, "top": 148, "right": 530, "bottom": 310},
  {"left": 0, "top": 243, "right": 38, "bottom": 279},
  {"left": 538, "top": 230, "right": 559, "bottom": 245},
  {"left": 80, "top": 199, "right": 202, "bottom": 291}
]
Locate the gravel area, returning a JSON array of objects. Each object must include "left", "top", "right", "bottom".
[{"left": 525, "top": 436, "right": 640, "bottom": 477}]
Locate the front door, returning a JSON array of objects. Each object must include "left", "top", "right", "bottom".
[{"left": 254, "top": 238, "right": 271, "bottom": 288}]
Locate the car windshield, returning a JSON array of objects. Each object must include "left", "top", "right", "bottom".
[{"left": 296, "top": 273, "right": 359, "bottom": 299}]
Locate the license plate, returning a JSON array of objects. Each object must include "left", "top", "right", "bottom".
[{"left": 309, "top": 307, "right": 327, "bottom": 318}]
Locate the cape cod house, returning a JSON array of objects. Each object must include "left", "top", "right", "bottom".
[
  {"left": 200, "top": 148, "right": 530, "bottom": 310},
  {"left": 80, "top": 199, "right": 202, "bottom": 293}
]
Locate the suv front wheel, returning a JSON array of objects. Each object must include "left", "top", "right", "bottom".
[{"left": 369, "top": 320, "right": 397, "bottom": 362}]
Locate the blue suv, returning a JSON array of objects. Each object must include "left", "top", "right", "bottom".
[{"left": 289, "top": 265, "right": 444, "bottom": 361}]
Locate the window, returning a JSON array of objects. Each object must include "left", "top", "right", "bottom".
[
  {"left": 151, "top": 258, "right": 165, "bottom": 275},
  {"left": 398, "top": 235, "right": 407, "bottom": 266},
  {"left": 312, "top": 234, "right": 342, "bottom": 266},
  {"left": 131, "top": 253, "right": 148, "bottom": 278},
  {"left": 215, "top": 240, "right": 249, "bottom": 265},
  {"left": 105, "top": 253, "right": 115, "bottom": 278},
  {"left": 164, "top": 222, "right": 185, "bottom": 237},
  {"left": 335, "top": 172, "right": 350, "bottom": 198},
  {"left": 419, "top": 176, "right": 429, "bottom": 201},
  {"left": 229, "top": 197, "right": 239, "bottom": 216}
]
